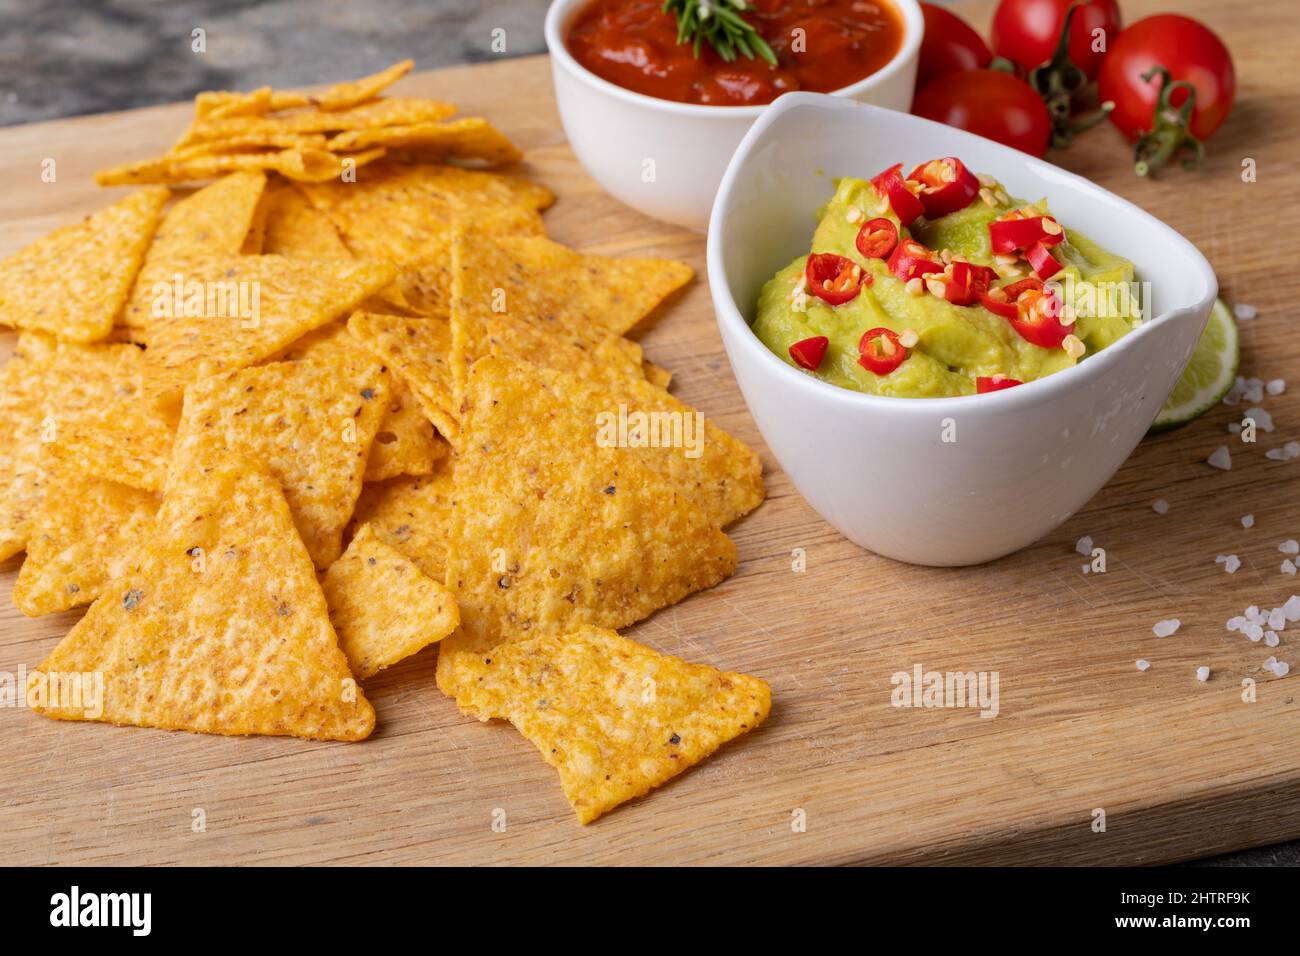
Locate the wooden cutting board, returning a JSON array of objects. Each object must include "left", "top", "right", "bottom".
[{"left": 2, "top": 0, "right": 1297, "bottom": 866}]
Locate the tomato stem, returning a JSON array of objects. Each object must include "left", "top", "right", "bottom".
[
  {"left": 1133, "top": 66, "right": 1205, "bottom": 176},
  {"left": 1027, "top": 4, "right": 1104, "bottom": 149}
]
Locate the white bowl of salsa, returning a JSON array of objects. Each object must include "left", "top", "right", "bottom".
[{"left": 544, "top": 0, "right": 923, "bottom": 230}]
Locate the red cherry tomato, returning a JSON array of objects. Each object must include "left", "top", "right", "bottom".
[
  {"left": 916, "top": 2, "right": 991, "bottom": 92},
  {"left": 858, "top": 327, "right": 907, "bottom": 376},
  {"left": 912, "top": 69, "right": 1052, "bottom": 157},
  {"left": 1098, "top": 14, "right": 1236, "bottom": 142},
  {"left": 805, "top": 253, "right": 866, "bottom": 306},
  {"left": 991, "top": 0, "right": 1122, "bottom": 81},
  {"left": 855, "top": 218, "right": 898, "bottom": 259},
  {"left": 976, "top": 375, "right": 1023, "bottom": 394}
]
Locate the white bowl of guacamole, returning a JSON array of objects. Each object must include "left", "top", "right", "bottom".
[{"left": 707, "top": 93, "right": 1218, "bottom": 565}]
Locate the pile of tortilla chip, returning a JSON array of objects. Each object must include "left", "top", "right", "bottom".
[{"left": 0, "top": 64, "right": 769, "bottom": 823}]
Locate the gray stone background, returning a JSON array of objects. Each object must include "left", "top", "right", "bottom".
[{"left": 0, "top": 0, "right": 1292, "bottom": 867}]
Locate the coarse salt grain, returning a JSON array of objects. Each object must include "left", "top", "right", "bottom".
[
  {"left": 1284, "top": 595, "right": 1300, "bottom": 622},
  {"left": 1152, "top": 499, "right": 1169, "bottom": 514},
  {"left": 1265, "top": 441, "right": 1300, "bottom": 462},
  {"left": 1265, "top": 631, "right": 1280, "bottom": 648},
  {"left": 1153, "top": 619, "right": 1180, "bottom": 638},
  {"left": 1266, "top": 379, "right": 1286, "bottom": 396},
  {"left": 1135, "top": 659, "right": 1151, "bottom": 672},
  {"left": 1268, "top": 607, "right": 1286, "bottom": 630},
  {"left": 1207, "top": 446, "right": 1232, "bottom": 470},
  {"left": 1244, "top": 407, "right": 1275, "bottom": 432},
  {"left": 1226, "top": 616, "right": 1246, "bottom": 633},
  {"left": 1245, "top": 622, "right": 1264, "bottom": 642},
  {"left": 1233, "top": 303, "right": 1258, "bottom": 320},
  {"left": 1196, "top": 666, "right": 1210, "bottom": 682},
  {"left": 1216, "top": 554, "right": 1241, "bottom": 573},
  {"left": 1242, "top": 514, "right": 1255, "bottom": 529},
  {"left": 1269, "top": 659, "right": 1290, "bottom": 677},
  {"left": 1283, "top": 560, "right": 1298, "bottom": 576},
  {"left": 1280, "top": 540, "right": 1300, "bottom": 555},
  {"left": 1076, "top": 535, "right": 1093, "bottom": 556}
]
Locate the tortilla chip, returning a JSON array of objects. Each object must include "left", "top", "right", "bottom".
[
  {"left": 322, "top": 523, "right": 459, "bottom": 679},
  {"left": 14, "top": 464, "right": 157, "bottom": 616},
  {"left": 170, "top": 132, "right": 331, "bottom": 158},
  {"left": 0, "top": 334, "right": 160, "bottom": 559},
  {"left": 141, "top": 254, "right": 396, "bottom": 399},
  {"left": 447, "top": 225, "right": 687, "bottom": 402},
  {"left": 298, "top": 163, "right": 552, "bottom": 317},
  {"left": 123, "top": 171, "right": 267, "bottom": 338},
  {"left": 194, "top": 87, "right": 312, "bottom": 120},
  {"left": 349, "top": 465, "right": 454, "bottom": 581},
  {"left": 31, "top": 459, "right": 375, "bottom": 741},
  {"left": 186, "top": 98, "right": 457, "bottom": 144},
  {"left": 328, "top": 117, "right": 522, "bottom": 166},
  {"left": 515, "top": 360, "right": 763, "bottom": 528},
  {"left": 277, "top": 319, "right": 448, "bottom": 481},
  {"left": 454, "top": 626, "right": 771, "bottom": 823},
  {"left": 45, "top": 391, "right": 177, "bottom": 493},
  {"left": 312, "top": 60, "right": 415, "bottom": 111},
  {"left": 346, "top": 312, "right": 460, "bottom": 443},
  {"left": 95, "top": 146, "right": 386, "bottom": 187},
  {"left": 0, "top": 187, "right": 168, "bottom": 342},
  {"left": 435, "top": 358, "right": 737, "bottom": 696},
  {"left": 642, "top": 361, "right": 672, "bottom": 390},
  {"left": 261, "top": 184, "right": 353, "bottom": 261},
  {"left": 169, "top": 353, "right": 389, "bottom": 568}
]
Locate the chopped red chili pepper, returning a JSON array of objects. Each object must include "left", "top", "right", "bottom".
[
  {"left": 906, "top": 157, "right": 980, "bottom": 218},
  {"left": 988, "top": 214, "right": 1066, "bottom": 254},
  {"left": 978, "top": 276, "right": 1044, "bottom": 319},
  {"left": 886, "top": 238, "right": 944, "bottom": 282},
  {"left": 1008, "top": 286, "right": 1073, "bottom": 349},
  {"left": 855, "top": 217, "right": 898, "bottom": 259},
  {"left": 858, "top": 327, "right": 907, "bottom": 376},
  {"left": 1025, "top": 240, "right": 1063, "bottom": 279},
  {"left": 976, "top": 375, "right": 1024, "bottom": 394},
  {"left": 805, "top": 252, "right": 867, "bottom": 306},
  {"left": 941, "top": 261, "right": 998, "bottom": 306},
  {"left": 870, "top": 163, "right": 925, "bottom": 226},
  {"left": 788, "top": 335, "right": 829, "bottom": 371}
]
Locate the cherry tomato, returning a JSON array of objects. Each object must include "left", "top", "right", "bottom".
[
  {"left": 912, "top": 69, "right": 1052, "bottom": 157},
  {"left": 805, "top": 253, "right": 866, "bottom": 306},
  {"left": 855, "top": 218, "right": 898, "bottom": 259},
  {"left": 858, "top": 328, "right": 907, "bottom": 376},
  {"left": 1099, "top": 14, "right": 1236, "bottom": 142},
  {"left": 991, "top": 0, "right": 1122, "bottom": 81},
  {"left": 916, "top": 2, "right": 991, "bottom": 92}
]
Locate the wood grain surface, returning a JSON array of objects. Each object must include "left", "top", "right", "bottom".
[{"left": 1, "top": 0, "right": 1297, "bottom": 865}]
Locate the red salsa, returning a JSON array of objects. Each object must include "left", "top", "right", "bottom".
[{"left": 567, "top": 0, "right": 905, "bottom": 106}]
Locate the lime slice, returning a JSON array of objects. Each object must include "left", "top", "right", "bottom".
[{"left": 1152, "top": 298, "right": 1239, "bottom": 431}]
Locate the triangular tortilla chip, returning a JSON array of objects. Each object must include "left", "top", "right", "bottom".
[
  {"left": 0, "top": 334, "right": 159, "bottom": 559},
  {"left": 454, "top": 626, "right": 771, "bottom": 823},
  {"left": 514, "top": 360, "right": 763, "bottom": 528},
  {"left": 322, "top": 523, "right": 459, "bottom": 679},
  {"left": 278, "top": 319, "right": 448, "bottom": 481},
  {"left": 141, "top": 254, "right": 395, "bottom": 398},
  {"left": 169, "top": 353, "right": 390, "bottom": 568},
  {"left": 312, "top": 60, "right": 415, "bottom": 111},
  {"left": 299, "top": 163, "right": 552, "bottom": 317},
  {"left": 0, "top": 187, "right": 168, "bottom": 342},
  {"left": 435, "top": 358, "right": 736, "bottom": 696},
  {"left": 45, "top": 391, "right": 177, "bottom": 493},
  {"left": 186, "top": 98, "right": 457, "bottom": 144},
  {"left": 328, "top": 117, "right": 522, "bottom": 166},
  {"left": 190, "top": 61, "right": 414, "bottom": 121},
  {"left": 349, "top": 465, "right": 454, "bottom": 581},
  {"left": 122, "top": 171, "right": 267, "bottom": 338},
  {"left": 31, "top": 459, "right": 374, "bottom": 740},
  {"left": 447, "top": 225, "right": 686, "bottom": 402},
  {"left": 14, "top": 463, "right": 157, "bottom": 616},
  {"left": 346, "top": 312, "right": 460, "bottom": 442},
  {"left": 95, "top": 146, "right": 387, "bottom": 187},
  {"left": 351, "top": 460, "right": 457, "bottom": 580},
  {"left": 262, "top": 184, "right": 354, "bottom": 261}
]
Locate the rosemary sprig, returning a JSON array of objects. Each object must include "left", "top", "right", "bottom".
[{"left": 662, "top": 0, "right": 777, "bottom": 65}]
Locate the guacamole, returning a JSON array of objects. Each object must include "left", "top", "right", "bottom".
[{"left": 751, "top": 158, "right": 1140, "bottom": 397}]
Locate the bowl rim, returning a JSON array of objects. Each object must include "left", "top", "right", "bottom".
[
  {"left": 542, "top": 0, "right": 924, "bottom": 119},
  {"left": 705, "top": 91, "right": 1220, "bottom": 415}
]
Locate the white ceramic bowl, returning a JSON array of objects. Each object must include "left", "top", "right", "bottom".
[
  {"left": 544, "top": 0, "right": 922, "bottom": 231},
  {"left": 708, "top": 93, "right": 1218, "bottom": 566}
]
